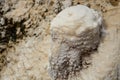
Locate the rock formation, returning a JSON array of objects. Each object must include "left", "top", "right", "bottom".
[
  {"left": 49, "top": 5, "right": 103, "bottom": 80},
  {"left": 0, "top": 0, "right": 120, "bottom": 80}
]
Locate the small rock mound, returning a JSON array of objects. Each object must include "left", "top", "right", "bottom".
[{"left": 49, "top": 5, "right": 103, "bottom": 80}]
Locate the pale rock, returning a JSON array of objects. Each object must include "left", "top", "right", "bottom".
[{"left": 49, "top": 5, "right": 103, "bottom": 80}]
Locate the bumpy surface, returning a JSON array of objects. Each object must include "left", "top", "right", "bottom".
[
  {"left": 49, "top": 5, "right": 102, "bottom": 80},
  {"left": 0, "top": 0, "right": 120, "bottom": 80}
]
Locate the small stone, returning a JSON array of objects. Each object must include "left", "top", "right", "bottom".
[{"left": 0, "top": 18, "right": 5, "bottom": 25}]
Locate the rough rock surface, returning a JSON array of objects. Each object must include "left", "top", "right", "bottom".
[
  {"left": 49, "top": 5, "right": 102, "bottom": 80},
  {"left": 0, "top": 0, "right": 120, "bottom": 80}
]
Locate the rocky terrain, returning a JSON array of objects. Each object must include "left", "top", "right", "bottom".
[{"left": 0, "top": 0, "right": 120, "bottom": 80}]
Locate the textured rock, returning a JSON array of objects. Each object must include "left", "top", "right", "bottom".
[
  {"left": 0, "top": 0, "right": 120, "bottom": 80},
  {"left": 49, "top": 5, "right": 103, "bottom": 80}
]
